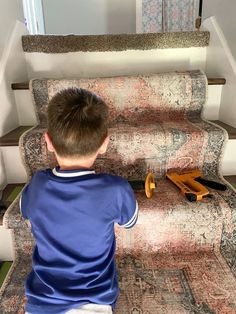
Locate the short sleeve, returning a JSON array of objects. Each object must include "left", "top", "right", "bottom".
[
  {"left": 116, "top": 180, "right": 138, "bottom": 229},
  {"left": 20, "top": 184, "right": 30, "bottom": 219}
]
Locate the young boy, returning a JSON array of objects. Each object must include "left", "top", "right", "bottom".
[{"left": 20, "top": 88, "right": 138, "bottom": 314}]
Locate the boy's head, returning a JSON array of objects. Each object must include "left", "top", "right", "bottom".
[{"left": 45, "top": 88, "right": 109, "bottom": 160}]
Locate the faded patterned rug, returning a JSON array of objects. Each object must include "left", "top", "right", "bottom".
[{"left": 1, "top": 70, "right": 236, "bottom": 314}]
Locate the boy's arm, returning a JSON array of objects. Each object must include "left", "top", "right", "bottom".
[{"left": 116, "top": 180, "right": 138, "bottom": 229}]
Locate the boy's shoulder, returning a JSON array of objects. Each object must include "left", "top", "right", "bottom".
[
  {"left": 30, "top": 169, "right": 49, "bottom": 180},
  {"left": 97, "top": 173, "right": 131, "bottom": 188},
  {"left": 28, "top": 169, "right": 53, "bottom": 188},
  {"left": 31, "top": 169, "right": 130, "bottom": 187},
  {"left": 98, "top": 173, "right": 127, "bottom": 183},
  {"left": 97, "top": 174, "right": 134, "bottom": 198}
]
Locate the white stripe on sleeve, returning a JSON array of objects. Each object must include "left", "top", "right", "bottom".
[{"left": 121, "top": 201, "right": 139, "bottom": 228}]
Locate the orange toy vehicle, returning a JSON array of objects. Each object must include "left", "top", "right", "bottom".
[
  {"left": 129, "top": 170, "right": 227, "bottom": 202},
  {"left": 166, "top": 170, "right": 209, "bottom": 202},
  {"left": 166, "top": 169, "right": 227, "bottom": 202}
]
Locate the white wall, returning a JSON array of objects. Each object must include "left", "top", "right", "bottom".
[
  {"left": 203, "top": 0, "right": 236, "bottom": 127},
  {"left": 0, "top": 0, "right": 24, "bottom": 60},
  {"left": 0, "top": 0, "right": 28, "bottom": 138},
  {"left": 0, "top": 226, "right": 13, "bottom": 260},
  {"left": 0, "top": 2, "right": 27, "bottom": 261},
  {"left": 203, "top": 0, "right": 236, "bottom": 62},
  {"left": 42, "top": 0, "right": 136, "bottom": 35},
  {"left": 0, "top": 4, "right": 28, "bottom": 192},
  {"left": 0, "top": 22, "right": 29, "bottom": 137},
  {"left": 203, "top": 17, "right": 236, "bottom": 128}
]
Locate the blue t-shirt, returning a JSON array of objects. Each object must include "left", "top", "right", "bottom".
[{"left": 20, "top": 167, "right": 138, "bottom": 314}]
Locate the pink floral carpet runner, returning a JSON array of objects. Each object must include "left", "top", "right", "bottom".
[{"left": 1, "top": 71, "right": 236, "bottom": 313}]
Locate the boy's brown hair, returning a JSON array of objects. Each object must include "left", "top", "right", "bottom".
[{"left": 47, "top": 88, "right": 108, "bottom": 157}]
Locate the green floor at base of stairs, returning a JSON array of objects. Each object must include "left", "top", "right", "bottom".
[
  {"left": 6, "top": 186, "right": 24, "bottom": 203},
  {"left": 0, "top": 261, "right": 12, "bottom": 288}
]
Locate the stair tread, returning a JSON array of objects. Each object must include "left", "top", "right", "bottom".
[
  {"left": 11, "top": 78, "right": 226, "bottom": 90},
  {"left": 22, "top": 31, "right": 210, "bottom": 53},
  {"left": 0, "top": 183, "right": 25, "bottom": 225},
  {"left": 207, "top": 78, "right": 226, "bottom": 85},
  {"left": 1, "top": 120, "right": 234, "bottom": 148},
  {"left": 1, "top": 120, "right": 234, "bottom": 150},
  {"left": 211, "top": 120, "right": 236, "bottom": 139},
  {"left": 0, "top": 126, "right": 33, "bottom": 147}
]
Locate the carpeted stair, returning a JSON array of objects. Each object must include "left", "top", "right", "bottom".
[
  {"left": 21, "top": 32, "right": 210, "bottom": 53},
  {"left": 1, "top": 70, "right": 236, "bottom": 313}
]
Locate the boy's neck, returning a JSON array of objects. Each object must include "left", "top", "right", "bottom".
[{"left": 56, "top": 153, "right": 97, "bottom": 171}]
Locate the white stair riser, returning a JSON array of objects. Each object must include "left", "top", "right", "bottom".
[
  {"left": 25, "top": 47, "right": 207, "bottom": 79},
  {"left": 15, "top": 85, "right": 223, "bottom": 126},
  {"left": 1, "top": 146, "right": 27, "bottom": 183},
  {"left": 1, "top": 138, "right": 235, "bottom": 184},
  {"left": 0, "top": 226, "right": 13, "bottom": 260},
  {"left": 221, "top": 140, "right": 236, "bottom": 176},
  {"left": 15, "top": 90, "right": 37, "bottom": 126},
  {"left": 203, "top": 85, "right": 222, "bottom": 120}
]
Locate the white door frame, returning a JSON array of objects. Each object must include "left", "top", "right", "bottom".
[{"left": 22, "top": 0, "right": 45, "bottom": 34}]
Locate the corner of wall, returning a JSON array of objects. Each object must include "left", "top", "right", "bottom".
[
  {"left": 0, "top": 20, "right": 29, "bottom": 137},
  {"left": 203, "top": 17, "right": 236, "bottom": 127}
]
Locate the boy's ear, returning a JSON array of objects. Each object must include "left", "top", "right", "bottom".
[
  {"left": 98, "top": 136, "right": 109, "bottom": 155},
  {"left": 44, "top": 132, "right": 55, "bottom": 153}
]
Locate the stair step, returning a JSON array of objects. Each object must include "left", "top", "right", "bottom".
[
  {"left": 1, "top": 252, "right": 236, "bottom": 313},
  {"left": 22, "top": 32, "right": 210, "bottom": 53},
  {"left": 0, "top": 126, "right": 32, "bottom": 147},
  {"left": 11, "top": 78, "right": 226, "bottom": 90},
  {"left": 0, "top": 183, "right": 24, "bottom": 225},
  {"left": 1, "top": 121, "right": 235, "bottom": 183},
  {"left": 211, "top": 120, "right": 236, "bottom": 139},
  {"left": 13, "top": 86, "right": 223, "bottom": 125},
  {"left": 1, "top": 120, "right": 233, "bottom": 148},
  {"left": 0, "top": 176, "right": 235, "bottom": 224}
]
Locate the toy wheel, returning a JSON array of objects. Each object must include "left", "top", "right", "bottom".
[
  {"left": 145, "top": 172, "right": 156, "bottom": 198},
  {"left": 185, "top": 193, "right": 197, "bottom": 202}
]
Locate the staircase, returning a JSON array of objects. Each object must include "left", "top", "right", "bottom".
[{"left": 0, "top": 29, "right": 236, "bottom": 313}]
